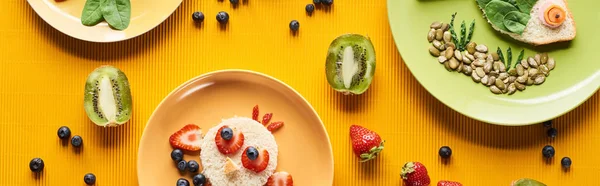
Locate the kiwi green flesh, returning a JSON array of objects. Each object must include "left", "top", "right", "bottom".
[
  {"left": 84, "top": 66, "right": 132, "bottom": 127},
  {"left": 325, "top": 34, "right": 376, "bottom": 95}
]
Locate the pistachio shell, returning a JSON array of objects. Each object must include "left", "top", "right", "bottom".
[
  {"left": 547, "top": 58, "right": 556, "bottom": 70},
  {"left": 444, "top": 60, "right": 452, "bottom": 71},
  {"left": 498, "top": 62, "right": 506, "bottom": 72},
  {"left": 507, "top": 83, "right": 516, "bottom": 95},
  {"left": 484, "top": 61, "right": 492, "bottom": 73},
  {"left": 445, "top": 47, "right": 454, "bottom": 59},
  {"left": 498, "top": 72, "right": 508, "bottom": 80},
  {"left": 454, "top": 50, "right": 463, "bottom": 62},
  {"left": 528, "top": 57, "right": 538, "bottom": 68},
  {"left": 449, "top": 58, "right": 459, "bottom": 70},
  {"left": 435, "top": 29, "right": 443, "bottom": 41},
  {"left": 429, "top": 46, "right": 440, "bottom": 57},
  {"left": 457, "top": 62, "right": 464, "bottom": 72},
  {"left": 488, "top": 76, "right": 496, "bottom": 87},
  {"left": 528, "top": 68, "right": 539, "bottom": 77},
  {"left": 517, "top": 76, "right": 527, "bottom": 84},
  {"left": 516, "top": 64, "right": 524, "bottom": 76},
  {"left": 463, "top": 56, "right": 472, "bottom": 64},
  {"left": 433, "top": 40, "right": 444, "bottom": 50},
  {"left": 539, "top": 65, "right": 550, "bottom": 76},
  {"left": 541, "top": 53, "right": 549, "bottom": 64},
  {"left": 534, "top": 54, "right": 541, "bottom": 64},
  {"left": 472, "top": 71, "right": 481, "bottom": 82},
  {"left": 427, "top": 29, "right": 435, "bottom": 42},
  {"left": 507, "top": 68, "right": 517, "bottom": 76},
  {"left": 526, "top": 78, "right": 534, "bottom": 85},
  {"left": 495, "top": 78, "right": 505, "bottom": 90},
  {"left": 515, "top": 82, "right": 526, "bottom": 91},
  {"left": 481, "top": 75, "right": 489, "bottom": 85},
  {"left": 445, "top": 42, "right": 456, "bottom": 50},
  {"left": 438, "top": 56, "right": 447, "bottom": 63},
  {"left": 476, "top": 67, "right": 485, "bottom": 78},
  {"left": 443, "top": 31, "right": 452, "bottom": 43},
  {"left": 490, "top": 85, "right": 502, "bottom": 94},
  {"left": 467, "top": 42, "right": 476, "bottom": 54},
  {"left": 441, "top": 23, "right": 449, "bottom": 31},
  {"left": 507, "top": 76, "right": 517, "bottom": 84},
  {"left": 465, "top": 52, "right": 475, "bottom": 61},
  {"left": 475, "top": 44, "right": 488, "bottom": 53},
  {"left": 463, "top": 65, "right": 472, "bottom": 76},
  {"left": 431, "top": 21, "right": 442, "bottom": 29},
  {"left": 534, "top": 76, "right": 545, "bottom": 85},
  {"left": 521, "top": 59, "right": 529, "bottom": 69}
]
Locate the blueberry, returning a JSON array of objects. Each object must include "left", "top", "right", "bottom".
[
  {"left": 84, "top": 173, "right": 96, "bottom": 185},
  {"left": 177, "top": 178, "right": 190, "bottom": 186},
  {"left": 71, "top": 135, "right": 83, "bottom": 147},
  {"left": 547, "top": 128, "right": 558, "bottom": 138},
  {"left": 543, "top": 120, "right": 553, "bottom": 128},
  {"left": 313, "top": 0, "right": 321, "bottom": 4},
  {"left": 188, "top": 160, "right": 199, "bottom": 172},
  {"left": 171, "top": 149, "right": 184, "bottom": 162},
  {"left": 192, "top": 12, "right": 204, "bottom": 22},
  {"left": 57, "top": 126, "right": 71, "bottom": 139},
  {"left": 193, "top": 174, "right": 206, "bottom": 186},
  {"left": 438, "top": 146, "right": 452, "bottom": 158},
  {"left": 561, "top": 157, "right": 572, "bottom": 168},
  {"left": 230, "top": 0, "right": 239, "bottom": 4},
  {"left": 542, "top": 145, "right": 555, "bottom": 158},
  {"left": 216, "top": 11, "right": 229, "bottom": 24},
  {"left": 322, "top": 0, "right": 333, "bottom": 6},
  {"left": 305, "top": 4, "right": 315, "bottom": 13},
  {"left": 289, "top": 20, "right": 300, "bottom": 31},
  {"left": 29, "top": 158, "right": 44, "bottom": 173},
  {"left": 221, "top": 127, "right": 233, "bottom": 140},
  {"left": 246, "top": 146, "right": 259, "bottom": 160},
  {"left": 177, "top": 160, "right": 187, "bottom": 172}
]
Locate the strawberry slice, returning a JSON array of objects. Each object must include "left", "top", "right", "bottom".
[
  {"left": 252, "top": 105, "right": 260, "bottom": 122},
  {"left": 241, "top": 146, "right": 269, "bottom": 173},
  {"left": 262, "top": 113, "right": 273, "bottom": 125},
  {"left": 266, "top": 171, "right": 293, "bottom": 186},
  {"left": 267, "top": 121, "right": 284, "bottom": 132},
  {"left": 215, "top": 125, "right": 244, "bottom": 154},
  {"left": 169, "top": 124, "right": 203, "bottom": 152}
]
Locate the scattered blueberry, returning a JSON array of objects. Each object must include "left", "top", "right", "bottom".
[
  {"left": 221, "top": 127, "right": 233, "bottom": 140},
  {"left": 246, "top": 146, "right": 259, "bottom": 160},
  {"left": 71, "top": 135, "right": 83, "bottom": 147},
  {"left": 84, "top": 173, "right": 96, "bottom": 185},
  {"left": 543, "top": 120, "right": 553, "bottom": 128},
  {"left": 29, "top": 158, "right": 44, "bottom": 173},
  {"left": 289, "top": 20, "right": 300, "bottom": 31},
  {"left": 216, "top": 11, "right": 229, "bottom": 24},
  {"left": 561, "top": 157, "right": 572, "bottom": 169},
  {"left": 230, "top": 0, "right": 239, "bottom": 4},
  {"left": 177, "top": 160, "right": 188, "bottom": 172},
  {"left": 322, "top": 0, "right": 333, "bottom": 6},
  {"left": 192, "top": 12, "right": 205, "bottom": 22},
  {"left": 188, "top": 160, "right": 199, "bottom": 172},
  {"left": 57, "top": 126, "right": 71, "bottom": 139},
  {"left": 542, "top": 145, "right": 555, "bottom": 158},
  {"left": 305, "top": 4, "right": 315, "bottom": 13},
  {"left": 438, "top": 146, "right": 452, "bottom": 158},
  {"left": 171, "top": 149, "right": 184, "bottom": 162},
  {"left": 177, "top": 178, "right": 190, "bottom": 186},
  {"left": 193, "top": 173, "right": 206, "bottom": 186},
  {"left": 313, "top": 0, "right": 321, "bottom": 4},
  {"left": 547, "top": 128, "right": 558, "bottom": 138}
]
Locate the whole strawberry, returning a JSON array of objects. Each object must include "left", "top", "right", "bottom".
[
  {"left": 401, "top": 162, "right": 430, "bottom": 186},
  {"left": 438, "top": 180, "right": 462, "bottom": 186},
  {"left": 349, "top": 125, "right": 384, "bottom": 162}
]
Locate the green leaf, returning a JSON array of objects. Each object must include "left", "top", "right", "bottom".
[
  {"left": 81, "top": 0, "right": 106, "bottom": 26},
  {"left": 497, "top": 47, "right": 505, "bottom": 63},
  {"left": 484, "top": 0, "right": 519, "bottom": 32},
  {"left": 460, "top": 21, "right": 466, "bottom": 48},
  {"left": 449, "top": 13, "right": 459, "bottom": 45},
  {"left": 476, "top": 0, "right": 493, "bottom": 10},
  {"left": 503, "top": 11, "right": 530, "bottom": 34},
  {"left": 507, "top": 47, "right": 513, "bottom": 70},
  {"left": 466, "top": 20, "right": 475, "bottom": 45},
  {"left": 516, "top": 0, "right": 538, "bottom": 14},
  {"left": 516, "top": 49, "right": 525, "bottom": 66},
  {"left": 101, "top": 0, "right": 131, "bottom": 30}
]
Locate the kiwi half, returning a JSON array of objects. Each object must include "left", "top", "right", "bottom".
[
  {"left": 325, "top": 34, "right": 376, "bottom": 95},
  {"left": 84, "top": 66, "right": 132, "bottom": 127}
]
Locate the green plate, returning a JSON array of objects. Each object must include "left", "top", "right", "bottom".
[{"left": 387, "top": 0, "right": 600, "bottom": 125}]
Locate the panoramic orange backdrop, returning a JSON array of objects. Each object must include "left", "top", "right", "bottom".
[{"left": 1, "top": 0, "right": 599, "bottom": 185}]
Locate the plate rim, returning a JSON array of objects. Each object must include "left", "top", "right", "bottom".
[
  {"left": 26, "top": 0, "right": 183, "bottom": 43},
  {"left": 386, "top": 0, "right": 600, "bottom": 126},
  {"left": 136, "top": 69, "right": 334, "bottom": 185}
]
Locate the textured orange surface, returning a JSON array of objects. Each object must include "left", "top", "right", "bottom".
[{"left": 1, "top": 0, "right": 599, "bottom": 185}]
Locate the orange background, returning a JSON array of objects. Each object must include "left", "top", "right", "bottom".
[{"left": 1, "top": 0, "right": 599, "bottom": 185}]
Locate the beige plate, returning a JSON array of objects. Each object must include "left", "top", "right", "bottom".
[
  {"left": 137, "top": 70, "right": 334, "bottom": 186},
  {"left": 27, "top": 0, "right": 182, "bottom": 42}
]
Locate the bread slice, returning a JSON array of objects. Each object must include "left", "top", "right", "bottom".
[
  {"left": 479, "top": 0, "right": 576, "bottom": 46},
  {"left": 200, "top": 117, "right": 278, "bottom": 186}
]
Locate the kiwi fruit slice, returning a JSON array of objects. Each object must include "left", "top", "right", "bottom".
[
  {"left": 325, "top": 34, "right": 376, "bottom": 95},
  {"left": 84, "top": 66, "right": 132, "bottom": 127}
]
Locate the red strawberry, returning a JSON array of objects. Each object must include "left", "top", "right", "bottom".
[
  {"left": 241, "top": 146, "right": 269, "bottom": 173},
  {"left": 266, "top": 171, "right": 293, "bottom": 186},
  {"left": 349, "top": 125, "right": 384, "bottom": 162},
  {"left": 169, "top": 124, "right": 203, "bottom": 152},
  {"left": 401, "top": 162, "right": 431, "bottom": 186},
  {"left": 438, "top": 180, "right": 462, "bottom": 186},
  {"left": 252, "top": 105, "right": 260, "bottom": 122},
  {"left": 215, "top": 125, "right": 245, "bottom": 154},
  {"left": 262, "top": 113, "right": 273, "bottom": 125},
  {"left": 267, "top": 121, "right": 284, "bottom": 132}
]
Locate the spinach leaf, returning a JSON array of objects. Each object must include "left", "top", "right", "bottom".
[
  {"left": 81, "top": 0, "right": 106, "bottom": 26},
  {"left": 516, "top": 49, "right": 525, "bottom": 66},
  {"left": 516, "top": 0, "right": 538, "bottom": 14},
  {"left": 484, "top": 0, "right": 519, "bottom": 32},
  {"left": 101, "top": 0, "right": 131, "bottom": 30},
  {"left": 503, "top": 11, "right": 530, "bottom": 34},
  {"left": 476, "top": 0, "right": 493, "bottom": 10}
]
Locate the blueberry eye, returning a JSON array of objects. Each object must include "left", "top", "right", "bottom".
[
  {"left": 246, "top": 146, "right": 259, "bottom": 160},
  {"left": 221, "top": 127, "right": 233, "bottom": 140}
]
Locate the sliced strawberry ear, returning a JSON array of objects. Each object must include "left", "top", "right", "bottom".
[
  {"left": 359, "top": 141, "right": 384, "bottom": 162},
  {"left": 266, "top": 171, "right": 293, "bottom": 186},
  {"left": 169, "top": 124, "right": 203, "bottom": 152}
]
